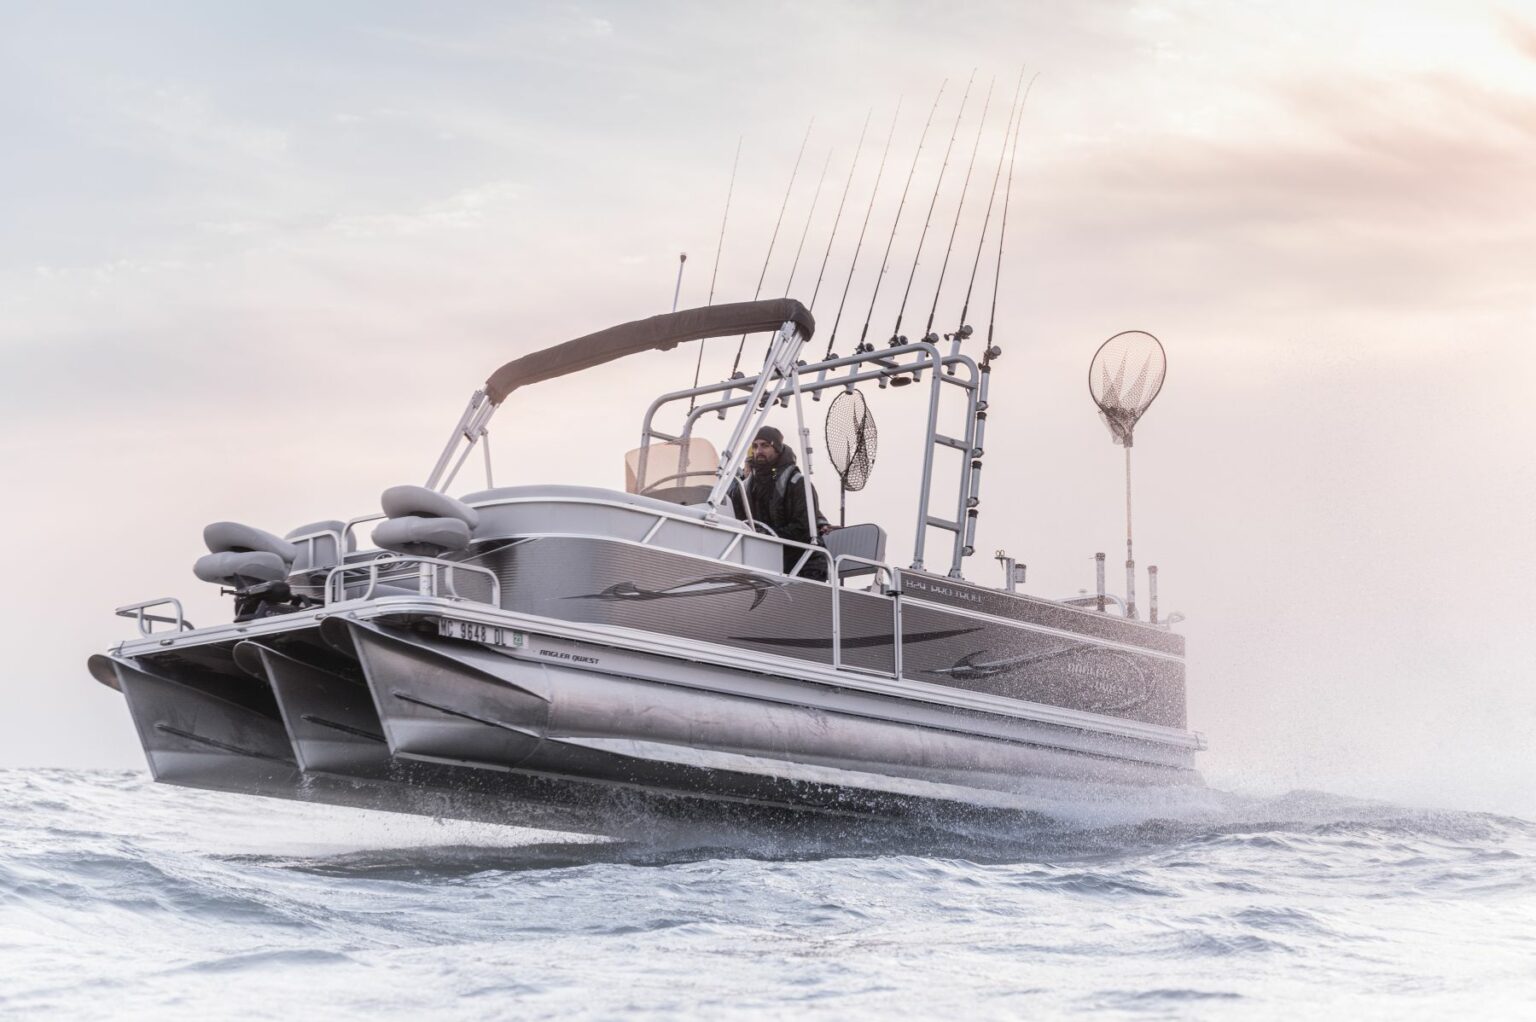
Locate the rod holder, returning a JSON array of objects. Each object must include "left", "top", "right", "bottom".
[
  {"left": 1148, "top": 564, "right": 1159, "bottom": 625},
  {"left": 1125, "top": 556, "right": 1137, "bottom": 620},
  {"left": 1095, "top": 552, "right": 1106, "bottom": 612}
]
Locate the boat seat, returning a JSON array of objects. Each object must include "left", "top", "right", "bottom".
[
  {"left": 823, "top": 523, "right": 886, "bottom": 578},
  {"left": 375, "top": 485, "right": 478, "bottom": 557},
  {"left": 194, "top": 522, "right": 299, "bottom": 588},
  {"left": 193, "top": 550, "right": 288, "bottom": 586},
  {"left": 285, "top": 519, "right": 355, "bottom": 573}
]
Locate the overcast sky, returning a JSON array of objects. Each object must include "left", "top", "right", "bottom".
[{"left": 2, "top": 1, "right": 1532, "bottom": 815}]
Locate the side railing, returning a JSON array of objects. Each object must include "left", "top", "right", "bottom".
[
  {"left": 115, "top": 598, "right": 194, "bottom": 637},
  {"left": 324, "top": 555, "right": 501, "bottom": 606}
]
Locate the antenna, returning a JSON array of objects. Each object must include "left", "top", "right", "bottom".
[
  {"left": 671, "top": 252, "right": 687, "bottom": 313},
  {"left": 1088, "top": 330, "right": 1167, "bottom": 620}
]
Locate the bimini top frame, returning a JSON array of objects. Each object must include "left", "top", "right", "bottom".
[
  {"left": 424, "top": 299, "right": 814, "bottom": 494},
  {"left": 425, "top": 297, "right": 991, "bottom": 579}
]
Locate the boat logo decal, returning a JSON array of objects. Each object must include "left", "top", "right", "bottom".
[
  {"left": 932, "top": 645, "right": 1154, "bottom": 713},
  {"left": 568, "top": 573, "right": 784, "bottom": 611}
]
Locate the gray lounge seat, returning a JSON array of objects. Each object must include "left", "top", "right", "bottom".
[
  {"left": 375, "top": 485, "right": 478, "bottom": 557},
  {"left": 194, "top": 521, "right": 299, "bottom": 588}
]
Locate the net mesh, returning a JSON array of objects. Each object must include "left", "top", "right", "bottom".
[
  {"left": 825, "top": 389, "right": 878, "bottom": 491},
  {"left": 1089, "top": 330, "right": 1166, "bottom": 447}
]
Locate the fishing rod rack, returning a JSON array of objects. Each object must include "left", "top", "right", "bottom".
[{"left": 639, "top": 340, "right": 993, "bottom": 579}]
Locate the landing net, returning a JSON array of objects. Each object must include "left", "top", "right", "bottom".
[{"left": 1088, "top": 331, "right": 1166, "bottom": 447}]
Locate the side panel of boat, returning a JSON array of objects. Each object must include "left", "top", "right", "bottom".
[
  {"left": 345, "top": 620, "right": 1194, "bottom": 809},
  {"left": 475, "top": 536, "right": 1186, "bottom": 728}
]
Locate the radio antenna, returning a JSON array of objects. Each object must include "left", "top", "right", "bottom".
[
  {"left": 923, "top": 74, "right": 993, "bottom": 343},
  {"left": 827, "top": 101, "right": 901, "bottom": 357},
  {"left": 689, "top": 137, "right": 741, "bottom": 410},
  {"left": 858, "top": 80, "right": 946, "bottom": 353},
  {"left": 731, "top": 117, "right": 814, "bottom": 377},
  {"left": 891, "top": 69, "right": 974, "bottom": 345},
  {"left": 671, "top": 252, "right": 687, "bottom": 313}
]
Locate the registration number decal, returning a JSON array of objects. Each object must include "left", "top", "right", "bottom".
[{"left": 437, "top": 619, "right": 525, "bottom": 648}]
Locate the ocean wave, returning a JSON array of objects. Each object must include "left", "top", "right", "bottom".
[{"left": 0, "top": 769, "right": 1531, "bottom": 1019}]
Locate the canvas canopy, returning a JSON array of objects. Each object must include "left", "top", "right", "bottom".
[{"left": 484, "top": 299, "right": 815, "bottom": 404}]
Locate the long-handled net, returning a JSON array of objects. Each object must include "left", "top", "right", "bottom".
[
  {"left": 825, "top": 389, "right": 878, "bottom": 526},
  {"left": 1089, "top": 330, "right": 1166, "bottom": 448},
  {"left": 1088, "top": 330, "right": 1166, "bottom": 619}
]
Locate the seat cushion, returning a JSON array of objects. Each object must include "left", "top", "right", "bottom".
[
  {"left": 194, "top": 550, "right": 289, "bottom": 585},
  {"left": 380, "top": 485, "right": 480, "bottom": 528},
  {"left": 203, "top": 521, "right": 299, "bottom": 562},
  {"left": 374, "top": 515, "right": 472, "bottom": 556}
]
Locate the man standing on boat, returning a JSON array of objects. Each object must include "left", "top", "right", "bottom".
[{"left": 729, "top": 426, "right": 830, "bottom": 579}]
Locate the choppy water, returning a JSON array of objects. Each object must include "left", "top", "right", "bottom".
[{"left": 2, "top": 770, "right": 1532, "bottom": 1019}]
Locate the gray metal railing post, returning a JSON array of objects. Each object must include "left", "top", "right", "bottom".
[
  {"left": 1148, "top": 564, "right": 1159, "bottom": 625},
  {"left": 1095, "top": 552, "right": 1106, "bottom": 613}
]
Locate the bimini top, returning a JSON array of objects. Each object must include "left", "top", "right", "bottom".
[{"left": 485, "top": 299, "right": 815, "bottom": 404}]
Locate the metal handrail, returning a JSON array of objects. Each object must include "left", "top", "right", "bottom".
[
  {"left": 324, "top": 555, "right": 501, "bottom": 606},
  {"left": 115, "top": 597, "right": 193, "bottom": 637}
]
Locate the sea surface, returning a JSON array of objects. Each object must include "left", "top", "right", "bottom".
[{"left": 1, "top": 769, "right": 1532, "bottom": 1019}]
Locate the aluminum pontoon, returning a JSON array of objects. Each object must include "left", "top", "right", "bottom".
[{"left": 89, "top": 299, "right": 1203, "bottom": 838}]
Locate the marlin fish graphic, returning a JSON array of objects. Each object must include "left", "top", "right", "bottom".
[
  {"left": 931, "top": 645, "right": 1086, "bottom": 678},
  {"left": 932, "top": 646, "right": 1153, "bottom": 713},
  {"left": 568, "top": 573, "right": 783, "bottom": 611}
]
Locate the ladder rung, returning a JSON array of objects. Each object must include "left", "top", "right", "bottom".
[
  {"left": 925, "top": 516, "right": 960, "bottom": 532},
  {"left": 932, "top": 434, "right": 967, "bottom": 450}
]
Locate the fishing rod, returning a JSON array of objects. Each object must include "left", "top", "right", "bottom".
[
  {"left": 809, "top": 108, "right": 871, "bottom": 328},
  {"left": 782, "top": 148, "right": 833, "bottom": 298},
  {"left": 857, "top": 79, "right": 946, "bottom": 353},
  {"left": 730, "top": 117, "right": 814, "bottom": 377},
  {"left": 688, "top": 137, "right": 741, "bottom": 411},
  {"left": 952, "top": 69, "right": 1025, "bottom": 354},
  {"left": 922, "top": 74, "right": 994, "bottom": 344},
  {"left": 984, "top": 73, "right": 1037, "bottom": 370},
  {"left": 826, "top": 101, "right": 901, "bottom": 358},
  {"left": 890, "top": 69, "right": 975, "bottom": 346}
]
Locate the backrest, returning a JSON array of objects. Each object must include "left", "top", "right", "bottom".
[
  {"left": 285, "top": 519, "right": 355, "bottom": 573},
  {"left": 822, "top": 523, "right": 887, "bottom": 578}
]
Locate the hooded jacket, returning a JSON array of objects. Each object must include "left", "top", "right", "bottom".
[{"left": 727, "top": 446, "right": 827, "bottom": 577}]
